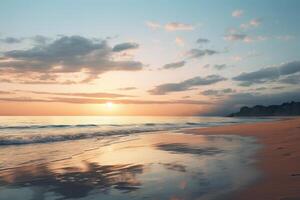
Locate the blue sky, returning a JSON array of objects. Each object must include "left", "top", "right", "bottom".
[{"left": 0, "top": 0, "right": 299, "bottom": 115}]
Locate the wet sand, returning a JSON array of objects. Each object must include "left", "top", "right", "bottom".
[
  {"left": 0, "top": 130, "right": 260, "bottom": 200},
  {"left": 187, "top": 117, "right": 300, "bottom": 200}
]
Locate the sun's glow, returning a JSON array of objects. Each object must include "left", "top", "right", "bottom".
[{"left": 105, "top": 102, "right": 114, "bottom": 109}]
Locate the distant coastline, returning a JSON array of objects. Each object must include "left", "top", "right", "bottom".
[{"left": 228, "top": 101, "right": 300, "bottom": 117}]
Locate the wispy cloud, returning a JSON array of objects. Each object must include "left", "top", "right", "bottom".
[
  {"left": 117, "top": 87, "right": 137, "bottom": 91},
  {"left": 0, "top": 96, "right": 211, "bottom": 105},
  {"left": 175, "top": 37, "right": 185, "bottom": 46},
  {"left": 146, "top": 21, "right": 195, "bottom": 32},
  {"left": 0, "top": 35, "right": 51, "bottom": 45},
  {"left": 145, "top": 21, "right": 161, "bottom": 29},
  {"left": 161, "top": 61, "right": 186, "bottom": 70},
  {"left": 233, "top": 60, "right": 300, "bottom": 86},
  {"left": 16, "top": 90, "right": 133, "bottom": 98},
  {"left": 148, "top": 75, "right": 226, "bottom": 95},
  {"left": 240, "top": 18, "right": 262, "bottom": 29},
  {"left": 0, "top": 37, "right": 23, "bottom": 44},
  {"left": 165, "top": 22, "right": 194, "bottom": 31},
  {"left": 196, "top": 38, "right": 210, "bottom": 44},
  {"left": 112, "top": 42, "right": 139, "bottom": 52},
  {"left": 276, "top": 35, "right": 295, "bottom": 41},
  {"left": 224, "top": 33, "right": 267, "bottom": 43},
  {"left": 187, "top": 49, "right": 218, "bottom": 59},
  {"left": 201, "top": 88, "right": 235, "bottom": 96},
  {"left": 232, "top": 9, "right": 244, "bottom": 18},
  {"left": 213, "top": 64, "right": 227, "bottom": 70}
]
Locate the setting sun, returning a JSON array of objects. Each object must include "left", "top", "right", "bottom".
[{"left": 105, "top": 102, "right": 114, "bottom": 109}]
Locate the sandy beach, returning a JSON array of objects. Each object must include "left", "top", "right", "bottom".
[{"left": 187, "top": 117, "right": 300, "bottom": 200}]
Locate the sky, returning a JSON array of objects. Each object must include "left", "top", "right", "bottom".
[{"left": 0, "top": 0, "right": 299, "bottom": 116}]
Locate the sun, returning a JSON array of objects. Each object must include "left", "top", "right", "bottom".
[{"left": 105, "top": 102, "right": 114, "bottom": 109}]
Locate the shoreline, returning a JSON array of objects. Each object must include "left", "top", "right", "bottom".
[{"left": 186, "top": 117, "right": 300, "bottom": 200}]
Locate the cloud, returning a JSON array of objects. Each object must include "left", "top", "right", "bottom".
[
  {"left": 148, "top": 75, "right": 226, "bottom": 95},
  {"left": 232, "top": 61, "right": 300, "bottom": 86},
  {"left": 0, "top": 96, "right": 210, "bottom": 105},
  {"left": 0, "top": 35, "right": 51, "bottom": 45},
  {"left": 0, "top": 37, "right": 23, "bottom": 44},
  {"left": 202, "top": 64, "right": 227, "bottom": 70},
  {"left": 31, "top": 35, "right": 51, "bottom": 45},
  {"left": 146, "top": 21, "right": 161, "bottom": 29},
  {"left": 112, "top": 42, "right": 139, "bottom": 52},
  {"left": 196, "top": 38, "right": 210, "bottom": 44},
  {"left": 205, "top": 90, "right": 300, "bottom": 116},
  {"left": 165, "top": 22, "right": 194, "bottom": 31},
  {"left": 201, "top": 88, "right": 235, "bottom": 96},
  {"left": 175, "top": 37, "right": 185, "bottom": 46},
  {"left": 17, "top": 90, "right": 133, "bottom": 98},
  {"left": 276, "top": 35, "right": 295, "bottom": 41},
  {"left": 117, "top": 87, "right": 137, "bottom": 91},
  {"left": 213, "top": 64, "right": 227, "bottom": 70},
  {"left": 0, "top": 91, "right": 12, "bottom": 95},
  {"left": 0, "top": 35, "right": 143, "bottom": 83},
  {"left": 224, "top": 33, "right": 247, "bottom": 41},
  {"left": 240, "top": 18, "right": 262, "bottom": 29},
  {"left": 224, "top": 33, "right": 266, "bottom": 43},
  {"left": 146, "top": 21, "right": 195, "bottom": 32},
  {"left": 187, "top": 49, "right": 218, "bottom": 59},
  {"left": 232, "top": 9, "right": 244, "bottom": 17},
  {"left": 162, "top": 61, "right": 186, "bottom": 70},
  {"left": 279, "top": 74, "right": 300, "bottom": 84}
]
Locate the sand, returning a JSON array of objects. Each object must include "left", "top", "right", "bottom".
[{"left": 187, "top": 117, "right": 300, "bottom": 200}]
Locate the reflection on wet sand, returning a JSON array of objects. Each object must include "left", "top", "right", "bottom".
[
  {"left": 0, "top": 132, "right": 260, "bottom": 200},
  {"left": 156, "top": 143, "right": 224, "bottom": 156},
  {"left": 0, "top": 162, "right": 143, "bottom": 199}
]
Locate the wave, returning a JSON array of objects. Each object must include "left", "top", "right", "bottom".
[
  {"left": 0, "top": 118, "right": 266, "bottom": 146},
  {"left": 0, "top": 124, "right": 98, "bottom": 130},
  {"left": 0, "top": 127, "right": 171, "bottom": 145}
]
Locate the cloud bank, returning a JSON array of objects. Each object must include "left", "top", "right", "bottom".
[{"left": 0, "top": 35, "right": 144, "bottom": 84}]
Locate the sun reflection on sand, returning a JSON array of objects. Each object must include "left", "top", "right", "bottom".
[{"left": 0, "top": 132, "right": 260, "bottom": 200}]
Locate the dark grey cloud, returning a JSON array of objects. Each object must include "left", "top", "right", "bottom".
[
  {"left": 202, "top": 90, "right": 300, "bottom": 116},
  {"left": 213, "top": 64, "right": 227, "bottom": 70},
  {"left": 272, "top": 86, "right": 286, "bottom": 90},
  {"left": 162, "top": 61, "right": 186, "bottom": 69},
  {"left": 232, "top": 61, "right": 300, "bottom": 86},
  {"left": 148, "top": 75, "right": 226, "bottom": 95},
  {"left": 0, "top": 35, "right": 143, "bottom": 83},
  {"left": 279, "top": 74, "right": 300, "bottom": 84},
  {"left": 31, "top": 35, "right": 51, "bottom": 45},
  {"left": 196, "top": 38, "right": 210, "bottom": 44},
  {"left": 112, "top": 42, "right": 139, "bottom": 52},
  {"left": 0, "top": 35, "right": 50, "bottom": 45},
  {"left": 201, "top": 88, "right": 235, "bottom": 96},
  {"left": 187, "top": 49, "right": 218, "bottom": 59},
  {"left": 254, "top": 87, "right": 267, "bottom": 91},
  {"left": 0, "top": 37, "right": 23, "bottom": 44}
]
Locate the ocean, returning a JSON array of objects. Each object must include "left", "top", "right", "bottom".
[{"left": 0, "top": 116, "right": 271, "bottom": 200}]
